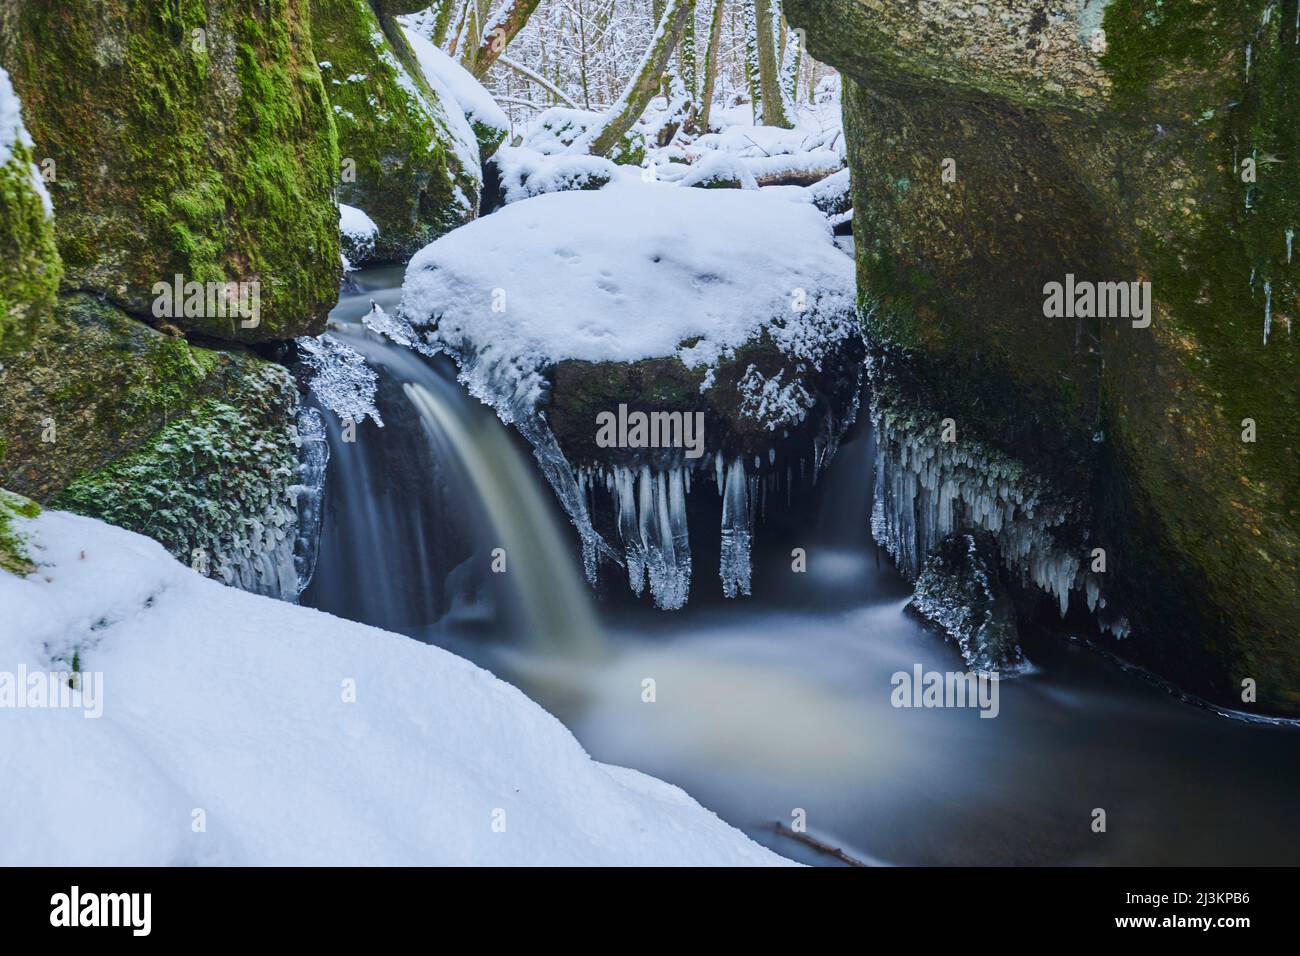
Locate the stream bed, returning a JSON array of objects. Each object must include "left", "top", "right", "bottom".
[{"left": 307, "top": 268, "right": 1300, "bottom": 867}]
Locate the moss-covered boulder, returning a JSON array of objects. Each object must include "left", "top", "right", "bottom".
[
  {"left": 0, "top": 0, "right": 340, "bottom": 342},
  {"left": 0, "top": 65, "right": 61, "bottom": 355},
  {"left": 312, "top": 0, "right": 480, "bottom": 262},
  {"left": 0, "top": 293, "right": 311, "bottom": 597},
  {"left": 788, "top": 0, "right": 1300, "bottom": 714}
]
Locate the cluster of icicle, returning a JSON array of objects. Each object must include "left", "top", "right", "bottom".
[
  {"left": 571, "top": 454, "right": 755, "bottom": 610},
  {"left": 870, "top": 405, "right": 1130, "bottom": 639}
]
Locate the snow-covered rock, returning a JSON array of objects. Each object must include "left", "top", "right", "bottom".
[
  {"left": 488, "top": 145, "right": 620, "bottom": 206},
  {"left": 0, "top": 507, "right": 791, "bottom": 867},
  {"left": 678, "top": 153, "right": 758, "bottom": 191},
  {"left": 339, "top": 202, "right": 379, "bottom": 271},
  {"left": 393, "top": 179, "right": 862, "bottom": 608}
]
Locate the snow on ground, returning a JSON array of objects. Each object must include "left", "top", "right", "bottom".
[
  {"left": 399, "top": 179, "right": 856, "bottom": 417},
  {"left": 0, "top": 508, "right": 790, "bottom": 866}
]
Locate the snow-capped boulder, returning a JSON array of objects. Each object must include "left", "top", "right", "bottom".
[
  {"left": 0, "top": 507, "right": 792, "bottom": 867},
  {"left": 339, "top": 203, "right": 380, "bottom": 270},
  {"left": 486, "top": 146, "right": 620, "bottom": 208},
  {"left": 679, "top": 154, "right": 758, "bottom": 191},
  {"left": 393, "top": 180, "right": 863, "bottom": 609}
]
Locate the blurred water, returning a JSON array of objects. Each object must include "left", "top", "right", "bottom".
[{"left": 310, "top": 268, "right": 1300, "bottom": 867}]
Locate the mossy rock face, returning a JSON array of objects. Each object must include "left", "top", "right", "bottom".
[
  {"left": 0, "top": 67, "right": 61, "bottom": 356},
  {"left": 0, "top": 294, "right": 289, "bottom": 504},
  {"left": 53, "top": 363, "right": 303, "bottom": 598},
  {"left": 789, "top": 0, "right": 1300, "bottom": 714},
  {"left": 784, "top": 0, "right": 1111, "bottom": 110},
  {"left": 312, "top": 0, "right": 479, "bottom": 262},
  {"left": 0, "top": 0, "right": 340, "bottom": 342}
]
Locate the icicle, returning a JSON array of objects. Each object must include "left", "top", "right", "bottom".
[
  {"left": 615, "top": 465, "right": 646, "bottom": 596},
  {"left": 1287, "top": 227, "right": 1294, "bottom": 264},
  {"left": 720, "top": 458, "right": 752, "bottom": 598},
  {"left": 1264, "top": 281, "right": 1273, "bottom": 344}
]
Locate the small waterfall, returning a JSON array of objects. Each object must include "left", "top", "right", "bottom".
[
  {"left": 302, "top": 300, "right": 601, "bottom": 656},
  {"left": 404, "top": 380, "right": 601, "bottom": 657}
]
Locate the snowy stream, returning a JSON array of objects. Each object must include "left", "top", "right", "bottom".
[{"left": 304, "top": 268, "right": 1300, "bottom": 867}]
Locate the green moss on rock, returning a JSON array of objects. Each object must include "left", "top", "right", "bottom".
[
  {"left": 790, "top": 0, "right": 1300, "bottom": 714},
  {"left": 0, "top": 0, "right": 340, "bottom": 342},
  {"left": 0, "top": 294, "right": 292, "bottom": 503},
  {"left": 0, "top": 70, "right": 61, "bottom": 356},
  {"left": 312, "top": 0, "right": 478, "bottom": 262},
  {"left": 53, "top": 364, "right": 302, "bottom": 590},
  {"left": 0, "top": 487, "right": 40, "bottom": 576}
]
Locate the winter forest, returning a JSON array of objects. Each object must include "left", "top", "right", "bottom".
[{"left": 0, "top": 0, "right": 1298, "bottom": 875}]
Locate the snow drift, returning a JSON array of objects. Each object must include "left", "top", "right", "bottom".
[{"left": 0, "top": 507, "right": 790, "bottom": 866}]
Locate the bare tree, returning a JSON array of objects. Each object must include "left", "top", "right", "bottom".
[
  {"left": 753, "top": 0, "right": 792, "bottom": 127},
  {"left": 583, "top": 0, "right": 692, "bottom": 157},
  {"left": 694, "top": 0, "right": 725, "bottom": 132},
  {"left": 470, "top": 0, "right": 543, "bottom": 78}
]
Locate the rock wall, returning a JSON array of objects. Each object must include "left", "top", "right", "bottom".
[{"left": 787, "top": 0, "right": 1300, "bottom": 714}]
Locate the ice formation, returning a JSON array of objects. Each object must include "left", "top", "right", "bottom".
[
  {"left": 869, "top": 397, "right": 1127, "bottom": 638},
  {"left": 296, "top": 333, "right": 384, "bottom": 427},
  {"left": 291, "top": 407, "right": 329, "bottom": 594}
]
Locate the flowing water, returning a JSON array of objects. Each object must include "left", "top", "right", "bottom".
[{"left": 306, "top": 268, "right": 1300, "bottom": 867}]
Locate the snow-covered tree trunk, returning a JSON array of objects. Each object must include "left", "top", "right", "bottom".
[
  {"left": 742, "top": 0, "right": 761, "bottom": 122},
  {"left": 754, "top": 0, "right": 793, "bottom": 127},
  {"left": 778, "top": 9, "right": 801, "bottom": 112},
  {"left": 693, "top": 0, "right": 725, "bottom": 133},
  {"left": 583, "top": 0, "right": 692, "bottom": 159},
  {"left": 680, "top": 0, "right": 698, "bottom": 100},
  {"left": 470, "top": 0, "right": 542, "bottom": 79}
]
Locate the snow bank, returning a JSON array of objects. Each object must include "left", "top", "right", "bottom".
[
  {"left": 400, "top": 180, "right": 856, "bottom": 415},
  {"left": 0, "top": 508, "right": 790, "bottom": 866}
]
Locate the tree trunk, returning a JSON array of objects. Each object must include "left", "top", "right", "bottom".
[
  {"left": 680, "top": 0, "right": 698, "bottom": 100},
  {"left": 584, "top": 0, "right": 692, "bottom": 158},
  {"left": 742, "top": 0, "right": 761, "bottom": 122},
  {"left": 754, "top": 0, "right": 793, "bottom": 127},
  {"left": 694, "top": 0, "right": 725, "bottom": 133},
  {"left": 470, "top": 0, "right": 542, "bottom": 79},
  {"left": 431, "top": 0, "right": 457, "bottom": 46}
]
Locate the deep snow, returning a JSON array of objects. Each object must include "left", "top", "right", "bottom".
[{"left": 0, "top": 508, "right": 790, "bottom": 866}]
